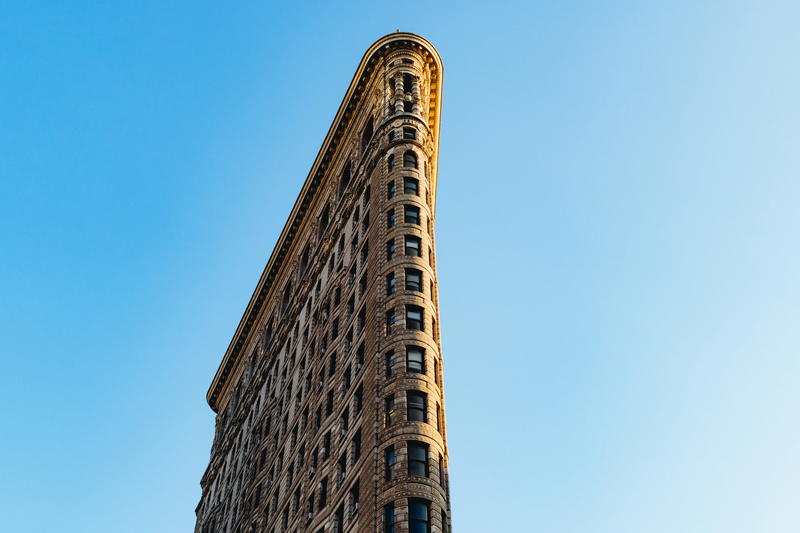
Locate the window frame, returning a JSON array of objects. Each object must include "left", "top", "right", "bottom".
[
  {"left": 405, "top": 236, "right": 421, "bottom": 257},
  {"left": 403, "top": 177, "right": 419, "bottom": 195},
  {"left": 408, "top": 441, "right": 429, "bottom": 477},
  {"left": 404, "top": 204, "right": 420, "bottom": 225},
  {"left": 407, "top": 390, "right": 427, "bottom": 423},
  {"left": 406, "top": 345, "right": 425, "bottom": 374}
]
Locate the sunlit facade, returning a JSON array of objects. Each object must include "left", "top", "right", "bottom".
[{"left": 194, "top": 33, "right": 450, "bottom": 533}]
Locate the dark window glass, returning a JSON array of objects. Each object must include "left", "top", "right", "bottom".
[
  {"left": 385, "top": 350, "right": 396, "bottom": 377},
  {"left": 349, "top": 481, "right": 360, "bottom": 515},
  {"left": 405, "top": 268, "right": 422, "bottom": 291},
  {"left": 404, "top": 205, "right": 420, "bottom": 225},
  {"left": 339, "top": 163, "right": 351, "bottom": 198},
  {"left": 387, "top": 209, "right": 395, "bottom": 228},
  {"left": 403, "top": 74, "right": 413, "bottom": 92},
  {"left": 318, "top": 206, "right": 329, "bottom": 238},
  {"left": 409, "top": 499, "right": 430, "bottom": 533},
  {"left": 388, "top": 130, "right": 395, "bottom": 142},
  {"left": 403, "top": 150, "right": 418, "bottom": 169},
  {"left": 384, "top": 395, "right": 396, "bottom": 427},
  {"left": 353, "top": 429, "right": 361, "bottom": 460},
  {"left": 363, "top": 185, "right": 371, "bottom": 207},
  {"left": 386, "top": 272, "right": 395, "bottom": 295},
  {"left": 319, "top": 478, "right": 328, "bottom": 508},
  {"left": 403, "top": 127, "right": 416, "bottom": 140},
  {"left": 408, "top": 441, "right": 429, "bottom": 477},
  {"left": 385, "top": 445, "right": 396, "bottom": 481},
  {"left": 387, "top": 239, "right": 396, "bottom": 260},
  {"left": 406, "top": 305, "right": 423, "bottom": 331},
  {"left": 407, "top": 391, "right": 427, "bottom": 422},
  {"left": 385, "top": 309, "right": 396, "bottom": 335},
  {"left": 405, "top": 236, "right": 421, "bottom": 257},
  {"left": 361, "top": 117, "right": 374, "bottom": 151},
  {"left": 387, "top": 154, "right": 395, "bottom": 171},
  {"left": 404, "top": 100, "right": 413, "bottom": 112},
  {"left": 404, "top": 177, "right": 419, "bottom": 195},
  {"left": 354, "top": 384, "right": 363, "bottom": 413},
  {"left": 387, "top": 181, "right": 396, "bottom": 199},
  {"left": 383, "top": 503, "right": 396, "bottom": 533},
  {"left": 326, "top": 390, "right": 334, "bottom": 416},
  {"left": 323, "top": 432, "right": 331, "bottom": 459},
  {"left": 406, "top": 346, "right": 425, "bottom": 374}
]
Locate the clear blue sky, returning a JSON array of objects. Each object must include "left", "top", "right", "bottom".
[{"left": 1, "top": 1, "right": 798, "bottom": 532}]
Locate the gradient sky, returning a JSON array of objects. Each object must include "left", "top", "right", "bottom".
[{"left": 2, "top": 2, "right": 799, "bottom": 532}]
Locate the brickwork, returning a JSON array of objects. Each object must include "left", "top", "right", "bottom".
[{"left": 194, "top": 33, "right": 449, "bottom": 533}]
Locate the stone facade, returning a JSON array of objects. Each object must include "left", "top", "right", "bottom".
[{"left": 194, "top": 33, "right": 450, "bottom": 533}]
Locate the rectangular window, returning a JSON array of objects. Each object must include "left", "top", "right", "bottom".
[
  {"left": 323, "top": 432, "right": 331, "bottom": 459},
  {"left": 354, "top": 384, "right": 363, "bottom": 413},
  {"left": 384, "top": 445, "right": 396, "bottom": 481},
  {"left": 319, "top": 478, "right": 328, "bottom": 508},
  {"left": 352, "top": 429, "right": 361, "bottom": 461},
  {"left": 406, "top": 305, "right": 424, "bottom": 331},
  {"left": 349, "top": 481, "right": 360, "bottom": 516},
  {"left": 388, "top": 130, "right": 396, "bottom": 142},
  {"left": 408, "top": 441, "right": 429, "bottom": 477},
  {"left": 386, "top": 272, "right": 395, "bottom": 295},
  {"left": 385, "top": 308, "right": 396, "bottom": 335},
  {"left": 409, "top": 499, "right": 430, "bottom": 533},
  {"left": 387, "top": 238, "right": 396, "bottom": 260},
  {"left": 403, "top": 127, "right": 417, "bottom": 140},
  {"left": 356, "top": 342, "right": 365, "bottom": 367},
  {"left": 405, "top": 268, "right": 422, "bottom": 291},
  {"left": 326, "top": 390, "right": 334, "bottom": 416},
  {"left": 404, "top": 205, "right": 420, "bottom": 225},
  {"left": 406, "top": 346, "right": 425, "bottom": 374},
  {"left": 338, "top": 453, "right": 347, "bottom": 485},
  {"left": 335, "top": 505, "right": 344, "bottom": 530},
  {"left": 384, "top": 395, "right": 396, "bottom": 427},
  {"left": 387, "top": 180, "right": 396, "bottom": 199},
  {"left": 383, "top": 503, "right": 396, "bottom": 533},
  {"left": 387, "top": 208, "right": 395, "bottom": 228},
  {"left": 404, "top": 177, "right": 419, "bottom": 195},
  {"left": 385, "top": 350, "right": 396, "bottom": 377},
  {"left": 329, "top": 353, "right": 337, "bottom": 377},
  {"left": 357, "top": 306, "right": 366, "bottom": 331},
  {"left": 405, "top": 236, "right": 421, "bottom": 257},
  {"left": 407, "top": 391, "right": 427, "bottom": 422}
]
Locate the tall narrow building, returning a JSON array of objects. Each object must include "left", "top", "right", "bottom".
[{"left": 195, "top": 33, "right": 449, "bottom": 533}]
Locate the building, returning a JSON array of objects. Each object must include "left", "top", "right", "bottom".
[{"left": 194, "top": 33, "right": 450, "bottom": 533}]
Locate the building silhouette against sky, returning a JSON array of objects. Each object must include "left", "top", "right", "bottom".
[{"left": 195, "top": 33, "right": 450, "bottom": 533}]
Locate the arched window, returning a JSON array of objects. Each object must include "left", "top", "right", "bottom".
[
  {"left": 387, "top": 154, "right": 395, "bottom": 171},
  {"left": 403, "top": 150, "right": 417, "bottom": 169}
]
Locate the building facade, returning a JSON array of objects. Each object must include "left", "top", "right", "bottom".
[{"left": 194, "top": 33, "right": 449, "bottom": 533}]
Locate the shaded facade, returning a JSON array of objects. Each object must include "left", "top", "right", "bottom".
[{"left": 195, "top": 33, "right": 450, "bottom": 533}]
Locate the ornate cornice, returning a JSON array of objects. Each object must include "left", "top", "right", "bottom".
[{"left": 206, "top": 32, "right": 443, "bottom": 412}]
